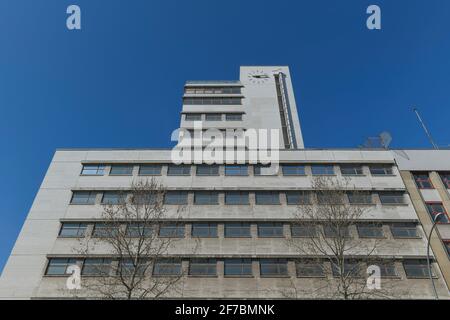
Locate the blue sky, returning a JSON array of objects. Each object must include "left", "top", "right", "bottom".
[{"left": 0, "top": 0, "right": 449, "bottom": 273}]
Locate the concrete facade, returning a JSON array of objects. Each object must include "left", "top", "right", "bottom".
[{"left": 0, "top": 67, "right": 449, "bottom": 299}]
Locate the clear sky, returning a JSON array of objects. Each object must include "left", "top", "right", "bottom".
[{"left": 0, "top": 0, "right": 449, "bottom": 273}]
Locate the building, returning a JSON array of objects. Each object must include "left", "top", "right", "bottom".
[
  {"left": 0, "top": 66, "right": 449, "bottom": 299},
  {"left": 392, "top": 149, "right": 450, "bottom": 291}
]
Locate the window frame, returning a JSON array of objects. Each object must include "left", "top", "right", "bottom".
[
  {"left": 138, "top": 164, "right": 162, "bottom": 176},
  {"left": 191, "top": 223, "right": 218, "bottom": 238},
  {"left": 167, "top": 164, "right": 191, "bottom": 176},
  {"left": 45, "top": 258, "right": 79, "bottom": 276},
  {"left": 255, "top": 191, "right": 280, "bottom": 205},
  {"left": 286, "top": 191, "right": 311, "bottom": 205},
  {"left": 425, "top": 202, "right": 450, "bottom": 224},
  {"left": 194, "top": 191, "right": 219, "bottom": 205},
  {"left": 369, "top": 165, "right": 394, "bottom": 176},
  {"left": 390, "top": 223, "right": 420, "bottom": 239},
  {"left": 224, "top": 191, "right": 249, "bottom": 205},
  {"left": 224, "top": 165, "right": 248, "bottom": 176},
  {"left": 413, "top": 173, "right": 434, "bottom": 189},
  {"left": 224, "top": 222, "right": 251, "bottom": 238},
  {"left": 158, "top": 223, "right": 185, "bottom": 238},
  {"left": 282, "top": 164, "right": 306, "bottom": 176},
  {"left": 164, "top": 191, "right": 189, "bottom": 205},
  {"left": 189, "top": 259, "right": 217, "bottom": 277},
  {"left": 109, "top": 164, "right": 134, "bottom": 176},
  {"left": 356, "top": 223, "right": 385, "bottom": 238},
  {"left": 224, "top": 259, "right": 253, "bottom": 277},
  {"left": 70, "top": 191, "right": 97, "bottom": 205},
  {"left": 296, "top": 259, "right": 325, "bottom": 278},
  {"left": 257, "top": 222, "right": 284, "bottom": 238},
  {"left": 259, "top": 259, "right": 289, "bottom": 277},
  {"left": 196, "top": 165, "right": 220, "bottom": 176},
  {"left": 152, "top": 258, "right": 182, "bottom": 276},
  {"left": 59, "top": 222, "right": 88, "bottom": 238},
  {"left": 80, "top": 164, "right": 105, "bottom": 176},
  {"left": 403, "top": 260, "right": 436, "bottom": 279},
  {"left": 340, "top": 165, "right": 364, "bottom": 176},
  {"left": 311, "top": 164, "right": 335, "bottom": 176},
  {"left": 379, "top": 192, "right": 405, "bottom": 205}
]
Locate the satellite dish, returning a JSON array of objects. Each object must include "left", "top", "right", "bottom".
[
  {"left": 379, "top": 131, "right": 392, "bottom": 149},
  {"left": 360, "top": 131, "right": 392, "bottom": 149}
]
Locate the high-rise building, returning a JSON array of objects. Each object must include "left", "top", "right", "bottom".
[{"left": 0, "top": 66, "right": 448, "bottom": 299}]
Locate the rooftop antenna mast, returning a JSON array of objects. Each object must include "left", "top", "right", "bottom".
[{"left": 413, "top": 107, "right": 438, "bottom": 150}]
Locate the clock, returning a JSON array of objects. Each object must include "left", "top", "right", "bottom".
[{"left": 247, "top": 69, "right": 271, "bottom": 84}]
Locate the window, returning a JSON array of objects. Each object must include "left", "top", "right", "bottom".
[
  {"left": 374, "top": 262, "right": 397, "bottom": 277},
  {"left": 118, "top": 258, "right": 149, "bottom": 276},
  {"left": 191, "top": 223, "right": 218, "bottom": 237},
  {"left": 331, "top": 261, "right": 361, "bottom": 277},
  {"left": 425, "top": 203, "right": 449, "bottom": 223},
  {"left": 225, "top": 191, "right": 249, "bottom": 205},
  {"left": 225, "top": 165, "right": 248, "bottom": 176},
  {"left": 59, "top": 223, "right": 88, "bottom": 237},
  {"left": 205, "top": 113, "right": 222, "bottom": 121},
  {"left": 131, "top": 192, "right": 157, "bottom": 205},
  {"left": 224, "top": 223, "right": 251, "bottom": 237},
  {"left": 255, "top": 191, "right": 280, "bottom": 205},
  {"left": 46, "top": 258, "right": 78, "bottom": 275},
  {"left": 102, "top": 191, "right": 126, "bottom": 205},
  {"left": 194, "top": 191, "right": 219, "bottom": 205},
  {"left": 286, "top": 191, "right": 310, "bottom": 205},
  {"left": 167, "top": 164, "right": 191, "bottom": 176},
  {"left": 260, "top": 259, "right": 288, "bottom": 277},
  {"left": 159, "top": 223, "right": 185, "bottom": 238},
  {"left": 189, "top": 259, "right": 217, "bottom": 276},
  {"left": 413, "top": 173, "right": 433, "bottom": 189},
  {"left": 317, "top": 192, "right": 343, "bottom": 205},
  {"left": 81, "top": 164, "right": 105, "bottom": 175},
  {"left": 340, "top": 165, "right": 363, "bottom": 175},
  {"left": 126, "top": 223, "right": 154, "bottom": 237},
  {"left": 390, "top": 223, "right": 419, "bottom": 238},
  {"left": 92, "top": 223, "right": 120, "bottom": 238},
  {"left": 184, "top": 86, "right": 241, "bottom": 94},
  {"left": 71, "top": 191, "right": 97, "bottom": 205},
  {"left": 296, "top": 260, "right": 324, "bottom": 277},
  {"left": 254, "top": 164, "right": 278, "bottom": 176},
  {"left": 403, "top": 260, "right": 434, "bottom": 278},
  {"left": 311, "top": 165, "right": 334, "bottom": 175},
  {"left": 444, "top": 240, "right": 450, "bottom": 256},
  {"left": 185, "top": 113, "right": 202, "bottom": 121},
  {"left": 291, "top": 224, "right": 317, "bottom": 237},
  {"left": 183, "top": 97, "right": 242, "bottom": 105},
  {"left": 196, "top": 165, "right": 219, "bottom": 176},
  {"left": 164, "top": 191, "right": 188, "bottom": 205},
  {"left": 138, "top": 164, "right": 162, "bottom": 175},
  {"left": 109, "top": 164, "right": 133, "bottom": 175},
  {"left": 357, "top": 223, "right": 384, "bottom": 238},
  {"left": 440, "top": 173, "right": 450, "bottom": 188},
  {"left": 82, "top": 258, "right": 112, "bottom": 276},
  {"left": 282, "top": 164, "right": 306, "bottom": 176},
  {"left": 370, "top": 165, "right": 393, "bottom": 175},
  {"left": 379, "top": 192, "right": 404, "bottom": 204},
  {"left": 153, "top": 259, "right": 182, "bottom": 276},
  {"left": 258, "top": 223, "right": 284, "bottom": 237},
  {"left": 226, "top": 113, "right": 242, "bottom": 121},
  {"left": 224, "top": 259, "right": 252, "bottom": 276},
  {"left": 323, "top": 225, "right": 350, "bottom": 238},
  {"left": 347, "top": 192, "right": 372, "bottom": 204}
]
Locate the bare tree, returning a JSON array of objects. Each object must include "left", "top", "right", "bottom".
[
  {"left": 287, "top": 176, "right": 399, "bottom": 299},
  {"left": 72, "top": 178, "right": 193, "bottom": 299}
]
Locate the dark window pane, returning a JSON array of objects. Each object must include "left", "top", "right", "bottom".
[
  {"left": 189, "top": 259, "right": 217, "bottom": 276},
  {"left": 164, "top": 191, "right": 188, "bottom": 205},
  {"left": 413, "top": 173, "right": 433, "bottom": 189},
  {"left": 196, "top": 165, "right": 219, "bottom": 176},
  {"left": 357, "top": 224, "right": 384, "bottom": 238},
  {"left": 254, "top": 164, "right": 278, "bottom": 176},
  {"left": 260, "top": 259, "right": 288, "bottom": 276},
  {"left": 194, "top": 191, "right": 219, "bottom": 205},
  {"left": 440, "top": 173, "right": 450, "bottom": 188},
  {"left": 282, "top": 164, "right": 306, "bottom": 176},
  {"left": 390, "top": 223, "right": 419, "bottom": 238},
  {"left": 59, "top": 223, "right": 88, "bottom": 237},
  {"left": 291, "top": 224, "right": 317, "bottom": 237},
  {"left": 119, "top": 258, "right": 149, "bottom": 276},
  {"left": 311, "top": 165, "right": 334, "bottom": 175},
  {"left": 205, "top": 114, "right": 222, "bottom": 121},
  {"left": 370, "top": 262, "right": 397, "bottom": 277},
  {"left": 403, "top": 260, "right": 434, "bottom": 278},
  {"left": 426, "top": 203, "right": 449, "bottom": 223},
  {"left": 110, "top": 165, "right": 133, "bottom": 175},
  {"left": 92, "top": 223, "right": 120, "bottom": 238},
  {"left": 159, "top": 223, "right": 185, "bottom": 238},
  {"left": 379, "top": 192, "right": 404, "bottom": 204},
  {"left": 226, "top": 114, "right": 242, "bottom": 121},
  {"left": 82, "top": 258, "right": 112, "bottom": 276},
  {"left": 153, "top": 259, "right": 182, "bottom": 276},
  {"left": 286, "top": 191, "right": 310, "bottom": 205},
  {"left": 224, "top": 259, "right": 252, "bottom": 276},
  {"left": 347, "top": 192, "right": 372, "bottom": 204},
  {"left": 167, "top": 165, "right": 191, "bottom": 176},
  {"left": 340, "top": 165, "right": 363, "bottom": 175},
  {"left": 126, "top": 223, "right": 154, "bottom": 237},
  {"left": 224, "top": 223, "right": 251, "bottom": 237},
  {"left": 225, "top": 165, "right": 248, "bottom": 176},
  {"left": 185, "top": 114, "right": 202, "bottom": 121},
  {"left": 102, "top": 192, "right": 126, "bottom": 205},
  {"left": 323, "top": 225, "right": 350, "bottom": 238},
  {"left": 331, "top": 261, "right": 361, "bottom": 277},
  {"left": 296, "top": 260, "right": 324, "bottom": 277},
  {"left": 225, "top": 192, "right": 249, "bottom": 205},
  {"left": 370, "top": 166, "right": 393, "bottom": 175},
  {"left": 138, "top": 165, "right": 162, "bottom": 175},
  {"left": 46, "top": 258, "right": 78, "bottom": 275},
  {"left": 258, "top": 223, "right": 284, "bottom": 237},
  {"left": 191, "top": 223, "right": 218, "bottom": 237},
  {"left": 255, "top": 192, "right": 280, "bottom": 205},
  {"left": 71, "top": 191, "right": 97, "bottom": 205}
]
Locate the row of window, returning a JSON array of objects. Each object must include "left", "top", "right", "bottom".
[
  {"left": 70, "top": 190, "right": 408, "bottom": 206},
  {"left": 184, "top": 113, "right": 243, "bottom": 121},
  {"left": 58, "top": 221, "right": 422, "bottom": 239},
  {"left": 81, "top": 163, "right": 395, "bottom": 177},
  {"left": 413, "top": 172, "right": 450, "bottom": 189},
  {"left": 183, "top": 97, "right": 242, "bottom": 105},
  {"left": 45, "top": 257, "right": 435, "bottom": 279},
  {"left": 184, "top": 86, "right": 242, "bottom": 95}
]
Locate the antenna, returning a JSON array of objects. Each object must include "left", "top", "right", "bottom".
[{"left": 413, "top": 107, "right": 438, "bottom": 150}]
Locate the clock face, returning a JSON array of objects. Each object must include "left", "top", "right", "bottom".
[{"left": 247, "top": 69, "right": 271, "bottom": 84}]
